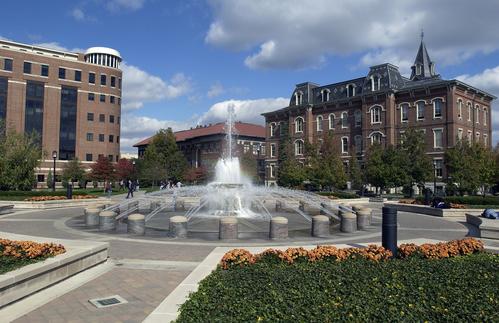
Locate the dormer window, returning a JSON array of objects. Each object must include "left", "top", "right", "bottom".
[
  {"left": 321, "top": 89, "right": 330, "bottom": 102},
  {"left": 295, "top": 117, "right": 304, "bottom": 133},
  {"left": 346, "top": 84, "right": 355, "bottom": 97},
  {"left": 416, "top": 64, "right": 421, "bottom": 75},
  {"left": 371, "top": 75, "right": 380, "bottom": 91},
  {"left": 295, "top": 91, "right": 303, "bottom": 105}
]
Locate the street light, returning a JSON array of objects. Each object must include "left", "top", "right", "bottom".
[
  {"left": 433, "top": 161, "right": 437, "bottom": 197},
  {"left": 52, "top": 150, "right": 57, "bottom": 192}
]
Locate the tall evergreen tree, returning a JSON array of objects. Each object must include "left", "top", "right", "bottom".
[
  {"left": 400, "top": 128, "right": 432, "bottom": 195},
  {"left": 349, "top": 156, "right": 363, "bottom": 191}
]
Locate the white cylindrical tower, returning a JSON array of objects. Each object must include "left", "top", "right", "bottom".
[{"left": 84, "top": 47, "right": 122, "bottom": 69}]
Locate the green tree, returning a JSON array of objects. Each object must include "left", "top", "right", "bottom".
[
  {"left": 61, "top": 158, "right": 85, "bottom": 186},
  {"left": 317, "top": 132, "right": 347, "bottom": 190},
  {"left": 277, "top": 138, "right": 307, "bottom": 188},
  {"left": 364, "top": 143, "right": 386, "bottom": 194},
  {"left": 88, "top": 156, "right": 115, "bottom": 182},
  {"left": 46, "top": 170, "right": 53, "bottom": 189},
  {"left": 349, "top": 156, "right": 363, "bottom": 191},
  {"left": 400, "top": 128, "right": 433, "bottom": 196}
]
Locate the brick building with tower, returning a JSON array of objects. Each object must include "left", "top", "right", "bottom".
[{"left": 262, "top": 38, "right": 495, "bottom": 190}]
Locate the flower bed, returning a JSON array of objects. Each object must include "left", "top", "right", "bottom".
[
  {"left": 177, "top": 239, "right": 497, "bottom": 322},
  {"left": 24, "top": 195, "right": 98, "bottom": 202},
  {"left": 0, "top": 238, "right": 66, "bottom": 274}
]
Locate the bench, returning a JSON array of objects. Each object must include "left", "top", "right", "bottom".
[{"left": 0, "top": 205, "right": 14, "bottom": 215}]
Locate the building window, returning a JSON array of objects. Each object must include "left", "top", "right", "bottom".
[
  {"left": 316, "top": 115, "right": 323, "bottom": 131},
  {"left": 109, "top": 115, "right": 115, "bottom": 123},
  {"left": 108, "top": 155, "right": 113, "bottom": 161},
  {"left": 475, "top": 105, "right": 480, "bottom": 124},
  {"left": 86, "top": 154, "right": 93, "bottom": 162},
  {"left": 4, "top": 58, "right": 13, "bottom": 71},
  {"left": 99, "top": 114, "right": 105, "bottom": 122},
  {"left": 41, "top": 65, "right": 49, "bottom": 77},
  {"left": 118, "top": 116, "right": 121, "bottom": 124},
  {"left": 89, "top": 72, "right": 95, "bottom": 84},
  {"left": 341, "top": 137, "right": 348, "bottom": 154},
  {"left": 100, "top": 74, "right": 107, "bottom": 86},
  {"left": 58, "top": 68, "right": 66, "bottom": 79},
  {"left": 484, "top": 134, "right": 488, "bottom": 146},
  {"left": 74, "top": 70, "right": 81, "bottom": 82},
  {"left": 346, "top": 84, "right": 355, "bottom": 97},
  {"left": 354, "top": 135, "right": 362, "bottom": 153},
  {"left": 434, "top": 159, "right": 443, "bottom": 178},
  {"left": 371, "top": 132, "right": 382, "bottom": 145},
  {"left": 295, "top": 91, "right": 303, "bottom": 105},
  {"left": 88, "top": 93, "right": 95, "bottom": 101},
  {"left": 23, "top": 62, "right": 32, "bottom": 74},
  {"left": 87, "top": 112, "right": 94, "bottom": 121},
  {"left": 269, "top": 164, "right": 275, "bottom": 178},
  {"left": 295, "top": 117, "right": 304, "bottom": 133},
  {"left": 24, "top": 81, "right": 44, "bottom": 144},
  {"left": 100, "top": 94, "right": 105, "bottom": 102},
  {"left": 328, "top": 114, "right": 335, "bottom": 129},
  {"left": 111, "top": 76, "right": 116, "bottom": 87},
  {"left": 321, "top": 89, "right": 330, "bottom": 102},
  {"left": 270, "top": 123, "right": 275, "bottom": 137},
  {"left": 467, "top": 130, "right": 472, "bottom": 143},
  {"left": 270, "top": 144, "right": 276, "bottom": 157},
  {"left": 118, "top": 98, "right": 121, "bottom": 105},
  {"left": 110, "top": 96, "right": 115, "bottom": 104},
  {"left": 401, "top": 103, "right": 409, "bottom": 122},
  {"left": 86, "top": 133, "right": 93, "bottom": 141},
  {"left": 118, "top": 78, "right": 122, "bottom": 89},
  {"left": 109, "top": 135, "right": 114, "bottom": 143},
  {"left": 0, "top": 77, "right": 7, "bottom": 121},
  {"left": 295, "top": 140, "right": 304, "bottom": 156},
  {"left": 99, "top": 134, "right": 104, "bottom": 142},
  {"left": 416, "top": 64, "right": 421, "bottom": 75},
  {"left": 457, "top": 128, "right": 463, "bottom": 141},
  {"left": 416, "top": 101, "right": 425, "bottom": 120},
  {"left": 37, "top": 174, "right": 45, "bottom": 182},
  {"left": 354, "top": 110, "right": 361, "bottom": 127},
  {"left": 484, "top": 108, "right": 487, "bottom": 125},
  {"left": 371, "top": 75, "right": 380, "bottom": 91},
  {"left": 341, "top": 112, "right": 348, "bottom": 128},
  {"left": 370, "top": 106, "right": 381, "bottom": 124},
  {"left": 475, "top": 132, "right": 480, "bottom": 143},
  {"left": 433, "top": 129, "right": 443, "bottom": 148},
  {"left": 467, "top": 103, "right": 472, "bottom": 121},
  {"left": 433, "top": 98, "right": 443, "bottom": 118},
  {"left": 457, "top": 100, "right": 463, "bottom": 119}
]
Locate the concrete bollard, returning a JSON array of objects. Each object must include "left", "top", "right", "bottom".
[
  {"left": 311, "top": 215, "right": 330, "bottom": 237},
  {"left": 356, "top": 208, "right": 371, "bottom": 229},
  {"left": 99, "top": 210, "right": 117, "bottom": 231},
  {"left": 127, "top": 213, "right": 145, "bottom": 235},
  {"left": 219, "top": 217, "right": 238, "bottom": 240},
  {"left": 138, "top": 200, "right": 151, "bottom": 213},
  {"left": 169, "top": 216, "right": 188, "bottom": 238},
  {"left": 85, "top": 207, "right": 100, "bottom": 226},
  {"left": 270, "top": 217, "right": 288, "bottom": 239},
  {"left": 340, "top": 212, "right": 357, "bottom": 233}
]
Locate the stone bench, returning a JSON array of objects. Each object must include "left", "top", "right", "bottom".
[
  {"left": 0, "top": 205, "right": 14, "bottom": 215},
  {"left": 466, "top": 213, "right": 499, "bottom": 240}
]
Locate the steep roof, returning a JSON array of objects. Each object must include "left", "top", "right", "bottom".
[{"left": 133, "top": 122, "right": 265, "bottom": 147}]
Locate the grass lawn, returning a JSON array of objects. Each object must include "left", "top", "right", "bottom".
[
  {"left": 177, "top": 253, "right": 498, "bottom": 322},
  {"left": 0, "top": 256, "right": 47, "bottom": 274}
]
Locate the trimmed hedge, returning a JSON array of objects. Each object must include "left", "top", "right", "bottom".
[
  {"left": 177, "top": 252, "right": 498, "bottom": 322},
  {"left": 316, "top": 191, "right": 360, "bottom": 199},
  {"left": 0, "top": 190, "right": 89, "bottom": 197},
  {"left": 415, "top": 195, "right": 499, "bottom": 206}
]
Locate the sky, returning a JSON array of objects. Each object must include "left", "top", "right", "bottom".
[{"left": 1, "top": 0, "right": 499, "bottom": 153}]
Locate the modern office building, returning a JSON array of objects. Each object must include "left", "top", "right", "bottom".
[
  {"left": 262, "top": 38, "right": 495, "bottom": 189},
  {"left": 0, "top": 39, "right": 122, "bottom": 187}
]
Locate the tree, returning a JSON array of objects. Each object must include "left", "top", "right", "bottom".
[
  {"left": 88, "top": 156, "right": 115, "bottom": 182},
  {"left": 277, "top": 138, "right": 307, "bottom": 188},
  {"left": 400, "top": 128, "right": 433, "bottom": 196},
  {"left": 46, "top": 170, "right": 53, "bottom": 189},
  {"left": 320, "top": 132, "right": 347, "bottom": 190},
  {"left": 349, "top": 156, "right": 363, "bottom": 191},
  {"left": 364, "top": 143, "right": 386, "bottom": 194},
  {"left": 115, "top": 158, "right": 135, "bottom": 180},
  {"left": 61, "top": 158, "right": 85, "bottom": 186},
  {"left": 184, "top": 166, "right": 208, "bottom": 184},
  {"left": 240, "top": 150, "right": 259, "bottom": 183}
]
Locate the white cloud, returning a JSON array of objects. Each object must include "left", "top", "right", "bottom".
[
  {"left": 206, "top": 0, "right": 499, "bottom": 70},
  {"left": 107, "top": 0, "right": 146, "bottom": 12},
  {"left": 121, "top": 63, "right": 192, "bottom": 110},
  {"left": 33, "top": 42, "right": 84, "bottom": 54},
  {"left": 207, "top": 82, "right": 225, "bottom": 98},
  {"left": 0, "top": 35, "right": 11, "bottom": 41},
  {"left": 71, "top": 8, "right": 85, "bottom": 21}
]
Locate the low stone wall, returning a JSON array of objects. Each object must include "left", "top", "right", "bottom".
[
  {"left": 0, "top": 198, "right": 112, "bottom": 210},
  {"left": 0, "top": 232, "right": 109, "bottom": 308},
  {"left": 466, "top": 214, "right": 499, "bottom": 240},
  {"left": 384, "top": 202, "right": 482, "bottom": 218}
]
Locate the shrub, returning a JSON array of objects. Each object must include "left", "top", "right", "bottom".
[
  {"left": 316, "top": 191, "right": 360, "bottom": 199},
  {"left": 415, "top": 195, "right": 499, "bottom": 206},
  {"left": 0, "top": 238, "right": 65, "bottom": 259}
]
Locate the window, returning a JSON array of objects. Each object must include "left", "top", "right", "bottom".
[
  {"left": 433, "top": 129, "right": 443, "bottom": 148},
  {"left": 23, "top": 62, "right": 32, "bottom": 74},
  {"left": 108, "top": 155, "right": 113, "bottom": 161},
  {"left": 269, "top": 164, "right": 275, "bottom": 178},
  {"left": 484, "top": 109, "right": 488, "bottom": 125},
  {"left": 0, "top": 77, "right": 7, "bottom": 121},
  {"left": 467, "top": 103, "right": 472, "bottom": 121},
  {"left": 341, "top": 112, "right": 348, "bottom": 128},
  {"left": 88, "top": 93, "right": 95, "bottom": 101},
  {"left": 370, "top": 106, "right": 381, "bottom": 124},
  {"left": 41, "top": 65, "right": 49, "bottom": 77},
  {"left": 37, "top": 174, "right": 45, "bottom": 183},
  {"left": 321, "top": 89, "right": 330, "bottom": 102},
  {"left": 87, "top": 112, "right": 94, "bottom": 121},
  {"left": 118, "top": 78, "right": 122, "bottom": 89},
  {"left": 86, "top": 154, "right": 93, "bottom": 162},
  {"left": 433, "top": 99, "right": 443, "bottom": 118},
  {"left": 110, "top": 96, "right": 115, "bottom": 104},
  {"left": 109, "top": 115, "right": 115, "bottom": 123},
  {"left": 117, "top": 136, "right": 120, "bottom": 143},
  {"left": 341, "top": 137, "right": 348, "bottom": 154},
  {"left": 4, "top": 58, "right": 12, "bottom": 71},
  {"left": 354, "top": 135, "right": 362, "bottom": 153},
  {"left": 457, "top": 128, "right": 463, "bottom": 141},
  {"left": 270, "top": 144, "right": 276, "bottom": 157},
  {"left": 295, "top": 140, "right": 304, "bottom": 156},
  {"left": 100, "top": 94, "right": 105, "bottom": 102},
  {"left": 86, "top": 133, "right": 93, "bottom": 141},
  {"left": 434, "top": 159, "right": 443, "bottom": 178},
  {"left": 100, "top": 74, "right": 107, "bottom": 86},
  {"left": 416, "top": 101, "right": 425, "bottom": 120},
  {"left": 467, "top": 130, "right": 472, "bottom": 143},
  {"left": 118, "top": 116, "right": 121, "bottom": 124},
  {"left": 24, "top": 82, "right": 44, "bottom": 145},
  {"left": 109, "top": 135, "right": 114, "bottom": 143},
  {"left": 475, "top": 105, "right": 480, "bottom": 124},
  {"left": 118, "top": 98, "right": 121, "bottom": 105},
  {"left": 111, "top": 76, "right": 116, "bottom": 87},
  {"left": 295, "top": 91, "right": 303, "bottom": 105},
  {"left": 401, "top": 103, "right": 409, "bottom": 122},
  {"left": 354, "top": 110, "right": 361, "bottom": 127},
  {"left": 99, "top": 114, "right": 105, "bottom": 122},
  {"left": 371, "top": 132, "right": 382, "bottom": 145},
  {"left": 59, "top": 87, "right": 78, "bottom": 161},
  {"left": 99, "top": 134, "right": 104, "bottom": 142},
  {"left": 484, "top": 134, "right": 488, "bottom": 146},
  {"left": 270, "top": 123, "right": 275, "bottom": 137},
  {"left": 475, "top": 132, "right": 480, "bottom": 143},
  {"left": 89, "top": 72, "right": 95, "bottom": 84},
  {"left": 316, "top": 115, "right": 323, "bottom": 131},
  {"left": 58, "top": 68, "right": 66, "bottom": 79},
  {"left": 346, "top": 84, "right": 355, "bottom": 97},
  {"left": 74, "top": 70, "right": 81, "bottom": 82},
  {"left": 416, "top": 64, "right": 421, "bottom": 75},
  {"left": 457, "top": 100, "right": 463, "bottom": 119},
  {"left": 371, "top": 75, "right": 380, "bottom": 91},
  {"left": 295, "top": 117, "right": 304, "bottom": 133},
  {"left": 328, "top": 114, "right": 335, "bottom": 129}
]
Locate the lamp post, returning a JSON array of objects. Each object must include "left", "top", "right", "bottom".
[
  {"left": 433, "top": 162, "right": 437, "bottom": 197},
  {"left": 52, "top": 150, "right": 57, "bottom": 192}
]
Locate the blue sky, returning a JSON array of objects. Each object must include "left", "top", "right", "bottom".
[{"left": 1, "top": 0, "right": 499, "bottom": 152}]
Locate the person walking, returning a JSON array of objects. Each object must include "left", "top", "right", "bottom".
[
  {"left": 126, "top": 179, "right": 134, "bottom": 199},
  {"left": 105, "top": 180, "right": 112, "bottom": 198},
  {"left": 119, "top": 179, "right": 124, "bottom": 191}
]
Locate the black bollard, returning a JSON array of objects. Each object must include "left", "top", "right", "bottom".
[{"left": 382, "top": 207, "right": 397, "bottom": 258}]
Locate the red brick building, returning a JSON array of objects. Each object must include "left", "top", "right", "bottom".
[{"left": 262, "top": 39, "right": 495, "bottom": 189}]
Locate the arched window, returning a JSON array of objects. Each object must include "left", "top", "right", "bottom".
[
  {"left": 416, "top": 101, "right": 425, "bottom": 120},
  {"left": 346, "top": 84, "right": 355, "bottom": 97},
  {"left": 354, "top": 109, "right": 362, "bottom": 127},
  {"left": 295, "top": 140, "right": 304, "bottom": 156},
  {"left": 371, "top": 132, "right": 383, "bottom": 145},
  {"left": 269, "top": 123, "right": 276, "bottom": 137},
  {"left": 475, "top": 105, "right": 480, "bottom": 124},
  {"left": 295, "top": 91, "right": 303, "bottom": 105},
  {"left": 371, "top": 75, "right": 380, "bottom": 91},
  {"left": 316, "top": 115, "right": 323, "bottom": 131},
  {"left": 341, "top": 137, "right": 349, "bottom": 154},
  {"left": 370, "top": 106, "right": 381, "bottom": 124},
  {"left": 400, "top": 103, "right": 409, "bottom": 122},
  {"left": 457, "top": 99, "right": 463, "bottom": 119},
  {"left": 328, "top": 114, "right": 335, "bottom": 130},
  {"left": 341, "top": 112, "right": 348, "bottom": 128},
  {"left": 484, "top": 134, "right": 488, "bottom": 146},
  {"left": 354, "top": 135, "right": 362, "bottom": 153},
  {"left": 467, "top": 102, "right": 472, "bottom": 121},
  {"left": 321, "top": 89, "right": 330, "bottom": 102},
  {"left": 295, "top": 117, "right": 304, "bottom": 133},
  {"left": 433, "top": 98, "right": 443, "bottom": 118},
  {"left": 484, "top": 108, "right": 488, "bottom": 125}
]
